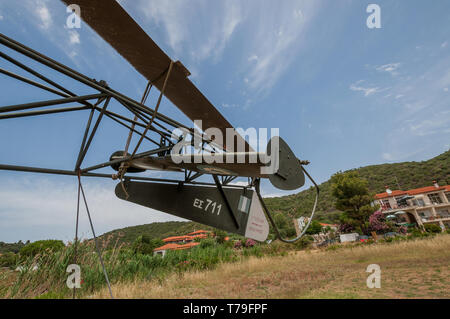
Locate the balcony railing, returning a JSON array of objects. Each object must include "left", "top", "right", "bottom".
[{"left": 380, "top": 201, "right": 450, "bottom": 212}]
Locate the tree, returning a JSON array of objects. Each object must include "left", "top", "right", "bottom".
[
  {"left": 132, "top": 235, "right": 164, "bottom": 255},
  {"left": 19, "top": 240, "right": 65, "bottom": 257},
  {"left": 305, "top": 220, "right": 323, "bottom": 235},
  {"left": 331, "top": 171, "right": 379, "bottom": 235}
]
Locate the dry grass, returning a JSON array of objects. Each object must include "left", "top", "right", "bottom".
[{"left": 92, "top": 234, "right": 450, "bottom": 299}]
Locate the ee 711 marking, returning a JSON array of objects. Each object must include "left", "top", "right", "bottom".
[{"left": 193, "top": 198, "right": 222, "bottom": 215}]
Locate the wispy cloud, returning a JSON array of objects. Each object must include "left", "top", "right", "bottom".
[
  {"left": 131, "top": 0, "right": 322, "bottom": 95},
  {"left": 137, "top": 0, "right": 242, "bottom": 62},
  {"left": 68, "top": 30, "right": 80, "bottom": 45},
  {"left": 377, "top": 53, "right": 450, "bottom": 162},
  {"left": 0, "top": 0, "right": 87, "bottom": 65},
  {"left": 35, "top": 3, "right": 52, "bottom": 29},
  {"left": 240, "top": 2, "right": 321, "bottom": 92},
  {"left": 376, "top": 62, "right": 401, "bottom": 76},
  {"left": 350, "top": 80, "right": 383, "bottom": 97}
]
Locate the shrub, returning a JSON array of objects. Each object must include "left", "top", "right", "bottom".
[
  {"left": 0, "top": 252, "right": 18, "bottom": 268},
  {"left": 294, "top": 235, "right": 314, "bottom": 250},
  {"left": 19, "top": 240, "right": 65, "bottom": 257},
  {"left": 369, "top": 211, "right": 391, "bottom": 233},
  {"left": 214, "top": 230, "right": 227, "bottom": 244},
  {"left": 408, "top": 228, "right": 423, "bottom": 238},
  {"left": 223, "top": 239, "right": 234, "bottom": 249},
  {"left": 199, "top": 238, "right": 216, "bottom": 249},
  {"left": 233, "top": 240, "right": 242, "bottom": 249},
  {"left": 245, "top": 239, "right": 256, "bottom": 248},
  {"left": 424, "top": 224, "right": 442, "bottom": 234},
  {"left": 132, "top": 236, "right": 163, "bottom": 255},
  {"left": 338, "top": 223, "right": 354, "bottom": 233},
  {"left": 397, "top": 226, "right": 408, "bottom": 235},
  {"left": 305, "top": 221, "right": 322, "bottom": 235}
]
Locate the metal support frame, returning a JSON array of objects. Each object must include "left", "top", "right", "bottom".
[
  {"left": 212, "top": 174, "right": 240, "bottom": 229},
  {"left": 0, "top": 33, "right": 223, "bottom": 178},
  {"left": 0, "top": 33, "right": 319, "bottom": 246}
]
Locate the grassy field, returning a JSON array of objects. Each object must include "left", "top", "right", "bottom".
[{"left": 92, "top": 234, "right": 450, "bottom": 299}]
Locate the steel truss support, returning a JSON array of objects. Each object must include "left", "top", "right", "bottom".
[{"left": 0, "top": 32, "right": 223, "bottom": 178}]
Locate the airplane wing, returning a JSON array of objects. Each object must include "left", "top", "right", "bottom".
[{"left": 62, "top": 0, "right": 252, "bottom": 152}]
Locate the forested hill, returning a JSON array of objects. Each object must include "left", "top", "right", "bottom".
[{"left": 264, "top": 150, "right": 450, "bottom": 223}]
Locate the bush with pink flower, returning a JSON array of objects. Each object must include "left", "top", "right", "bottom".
[
  {"left": 245, "top": 239, "right": 256, "bottom": 248},
  {"left": 369, "top": 211, "right": 391, "bottom": 234}
]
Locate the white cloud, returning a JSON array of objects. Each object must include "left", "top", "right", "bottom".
[
  {"left": 241, "top": 1, "right": 320, "bottom": 92},
  {"left": 409, "top": 113, "right": 450, "bottom": 137},
  {"left": 132, "top": 0, "right": 321, "bottom": 94},
  {"left": 222, "top": 103, "right": 238, "bottom": 108},
  {"left": 248, "top": 55, "right": 258, "bottom": 62},
  {"left": 36, "top": 4, "right": 52, "bottom": 29},
  {"left": 138, "top": 0, "right": 242, "bottom": 62},
  {"left": 69, "top": 30, "right": 80, "bottom": 44},
  {"left": 349, "top": 81, "right": 382, "bottom": 97},
  {"left": 376, "top": 63, "right": 401, "bottom": 75},
  {"left": 379, "top": 55, "right": 450, "bottom": 161}
]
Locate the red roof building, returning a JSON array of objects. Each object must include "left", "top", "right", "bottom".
[
  {"left": 374, "top": 182, "right": 450, "bottom": 231},
  {"left": 154, "top": 230, "right": 211, "bottom": 256},
  {"left": 187, "top": 230, "right": 211, "bottom": 236}
]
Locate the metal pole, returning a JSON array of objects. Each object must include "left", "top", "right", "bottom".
[
  {"left": 0, "top": 93, "right": 106, "bottom": 113},
  {"left": 75, "top": 97, "right": 111, "bottom": 170},
  {"left": 0, "top": 105, "right": 89, "bottom": 120},
  {"left": 0, "top": 164, "right": 249, "bottom": 188},
  {"left": 0, "top": 67, "right": 67, "bottom": 97}
]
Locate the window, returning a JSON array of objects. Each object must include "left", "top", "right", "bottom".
[
  {"left": 416, "top": 198, "right": 425, "bottom": 206},
  {"left": 437, "top": 210, "right": 450, "bottom": 218},
  {"left": 428, "top": 193, "right": 443, "bottom": 204},
  {"left": 381, "top": 199, "right": 391, "bottom": 209},
  {"left": 419, "top": 211, "right": 432, "bottom": 221}
]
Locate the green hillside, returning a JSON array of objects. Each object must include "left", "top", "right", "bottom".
[
  {"left": 265, "top": 150, "right": 450, "bottom": 223},
  {"left": 98, "top": 221, "right": 216, "bottom": 247},
  {"left": 99, "top": 150, "right": 450, "bottom": 244}
]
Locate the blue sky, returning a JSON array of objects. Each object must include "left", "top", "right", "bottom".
[{"left": 0, "top": 0, "right": 449, "bottom": 242}]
